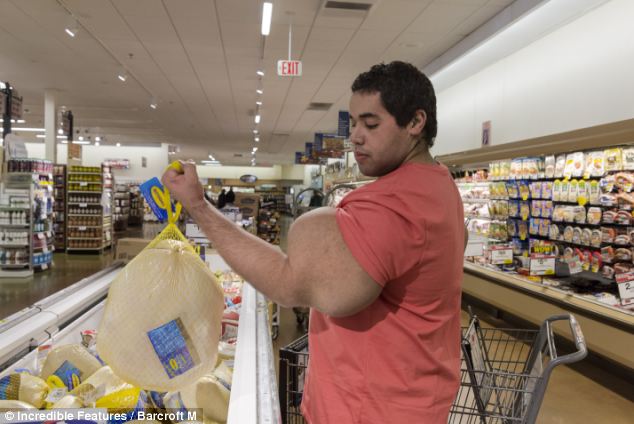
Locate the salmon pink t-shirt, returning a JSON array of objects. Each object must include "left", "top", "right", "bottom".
[{"left": 301, "top": 162, "right": 464, "bottom": 423}]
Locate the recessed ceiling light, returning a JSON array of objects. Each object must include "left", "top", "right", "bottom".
[
  {"left": 257, "top": 70, "right": 264, "bottom": 76},
  {"left": 254, "top": 114, "right": 261, "bottom": 124},
  {"left": 252, "top": 147, "right": 258, "bottom": 152},
  {"left": 95, "top": 141, "right": 100, "bottom": 146},
  {"left": 253, "top": 129, "right": 258, "bottom": 134},
  {"left": 116, "top": 142, "right": 121, "bottom": 147},
  {"left": 95, "top": 136, "right": 101, "bottom": 142},
  {"left": 256, "top": 89, "right": 263, "bottom": 95},
  {"left": 118, "top": 71, "right": 127, "bottom": 82},
  {"left": 12, "top": 127, "right": 44, "bottom": 132},
  {"left": 256, "top": 101, "right": 262, "bottom": 106},
  {"left": 261, "top": 2, "right": 273, "bottom": 36},
  {"left": 254, "top": 137, "right": 260, "bottom": 142},
  {"left": 78, "top": 136, "right": 84, "bottom": 141},
  {"left": 57, "top": 128, "right": 63, "bottom": 135}
]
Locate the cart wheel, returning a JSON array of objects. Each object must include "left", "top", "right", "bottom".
[{"left": 272, "top": 325, "right": 279, "bottom": 340}]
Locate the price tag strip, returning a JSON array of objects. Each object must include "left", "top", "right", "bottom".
[
  {"left": 615, "top": 271, "right": 634, "bottom": 301},
  {"left": 529, "top": 254, "right": 556, "bottom": 276},
  {"left": 490, "top": 246, "right": 513, "bottom": 265}
]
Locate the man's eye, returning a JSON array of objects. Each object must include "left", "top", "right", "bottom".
[
  {"left": 366, "top": 123, "right": 378, "bottom": 129},
  {"left": 350, "top": 122, "right": 357, "bottom": 128}
]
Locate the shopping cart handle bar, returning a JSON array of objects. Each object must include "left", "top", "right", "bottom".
[{"left": 545, "top": 314, "right": 587, "bottom": 363}]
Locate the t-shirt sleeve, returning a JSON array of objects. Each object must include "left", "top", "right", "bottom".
[{"left": 335, "top": 194, "right": 426, "bottom": 287}]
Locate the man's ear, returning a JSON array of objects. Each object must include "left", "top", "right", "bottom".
[{"left": 409, "top": 110, "right": 427, "bottom": 137}]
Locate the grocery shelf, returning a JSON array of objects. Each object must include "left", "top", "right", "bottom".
[
  {"left": 0, "top": 244, "right": 29, "bottom": 247},
  {"left": 0, "top": 263, "right": 30, "bottom": 268},
  {"left": 0, "top": 207, "right": 29, "bottom": 210},
  {"left": 67, "top": 191, "right": 103, "bottom": 194},
  {"left": 0, "top": 224, "right": 30, "bottom": 228},
  {"left": 66, "top": 247, "right": 105, "bottom": 251},
  {"left": 68, "top": 225, "right": 102, "bottom": 229},
  {"left": 67, "top": 237, "right": 102, "bottom": 240},
  {"left": 68, "top": 214, "right": 102, "bottom": 217},
  {"left": 67, "top": 172, "right": 101, "bottom": 175},
  {"left": 68, "top": 202, "right": 102, "bottom": 205}
]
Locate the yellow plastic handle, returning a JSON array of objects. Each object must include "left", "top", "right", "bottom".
[{"left": 167, "top": 161, "right": 184, "bottom": 173}]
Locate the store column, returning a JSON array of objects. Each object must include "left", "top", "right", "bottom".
[{"left": 44, "top": 89, "right": 57, "bottom": 162}]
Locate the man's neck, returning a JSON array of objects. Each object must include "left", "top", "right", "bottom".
[{"left": 403, "top": 142, "right": 435, "bottom": 165}]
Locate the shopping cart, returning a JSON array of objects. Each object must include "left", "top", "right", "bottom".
[
  {"left": 278, "top": 314, "right": 587, "bottom": 424},
  {"left": 450, "top": 313, "right": 587, "bottom": 424}
]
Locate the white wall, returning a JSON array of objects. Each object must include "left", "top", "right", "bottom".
[
  {"left": 281, "top": 165, "right": 305, "bottom": 180},
  {"left": 432, "top": 0, "right": 634, "bottom": 156}
]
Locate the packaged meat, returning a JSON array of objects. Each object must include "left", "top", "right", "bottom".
[
  {"left": 602, "top": 210, "right": 617, "bottom": 224},
  {"left": 40, "top": 344, "right": 102, "bottom": 390},
  {"left": 507, "top": 220, "right": 517, "bottom": 238},
  {"left": 615, "top": 234, "right": 631, "bottom": 246},
  {"left": 581, "top": 229, "right": 592, "bottom": 246},
  {"left": 577, "top": 180, "right": 588, "bottom": 204},
  {"left": 529, "top": 182, "right": 542, "bottom": 199},
  {"left": 616, "top": 210, "right": 632, "bottom": 225},
  {"left": 590, "top": 229, "right": 602, "bottom": 248},
  {"left": 544, "top": 155, "right": 556, "bottom": 178},
  {"left": 0, "top": 400, "right": 37, "bottom": 410},
  {"left": 622, "top": 148, "right": 634, "bottom": 170},
  {"left": 519, "top": 181, "right": 530, "bottom": 200},
  {"left": 542, "top": 181, "right": 553, "bottom": 200},
  {"left": 588, "top": 180, "right": 601, "bottom": 205},
  {"left": 554, "top": 154, "right": 567, "bottom": 178},
  {"left": 511, "top": 159, "right": 523, "bottom": 180},
  {"left": 560, "top": 180, "right": 570, "bottom": 202},
  {"left": 601, "top": 227, "right": 616, "bottom": 244},
  {"left": 507, "top": 182, "right": 519, "bottom": 199},
  {"left": 588, "top": 151, "right": 606, "bottom": 177},
  {"left": 0, "top": 373, "right": 48, "bottom": 408},
  {"left": 566, "top": 152, "right": 585, "bottom": 178},
  {"left": 605, "top": 148, "right": 623, "bottom": 171},
  {"left": 591, "top": 252, "right": 602, "bottom": 273},
  {"left": 573, "top": 206, "right": 586, "bottom": 224},
  {"left": 615, "top": 248, "right": 632, "bottom": 261},
  {"left": 518, "top": 221, "right": 529, "bottom": 240},
  {"left": 572, "top": 228, "right": 583, "bottom": 245},
  {"left": 563, "top": 206, "right": 575, "bottom": 223},
  {"left": 600, "top": 193, "right": 617, "bottom": 207},
  {"left": 563, "top": 226, "right": 574, "bottom": 243},
  {"left": 587, "top": 207, "right": 602, "bottom": 225},
  {"left": 552, "top": 180, "right": 561, "bottom": 201},
  {"left": 520, "top": 201, "right": 530, "bottom": 221},
  {"left": 563, "top": 247, "right": 575, "bottom": 261},
  {"left": 568, "top": 179, "right": 579, "bottom": 203},
  {"left": 549, "top": 224, "right": 560, "bottom": 240},
  {"left": 98, "top": 226, "right": 225, "bottom": 391},
  {"left": 615, "top": 172, "right": 634, "bottom": 192}
]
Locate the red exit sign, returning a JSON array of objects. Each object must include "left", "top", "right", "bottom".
[{"left": 277, "top": 60, "right": 302, "bottom": 77}]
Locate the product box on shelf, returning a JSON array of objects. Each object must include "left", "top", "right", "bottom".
[{"left": 115, "top": 238, "right": 150, "bottom": 263}]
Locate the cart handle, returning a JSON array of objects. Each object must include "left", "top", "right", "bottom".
[{"left": 543, "top": 314, "right": 587, "bottom": 364}]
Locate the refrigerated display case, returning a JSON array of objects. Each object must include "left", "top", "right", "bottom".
[{"left": 0, "top": 254, "right": 281, "bottom": 423}]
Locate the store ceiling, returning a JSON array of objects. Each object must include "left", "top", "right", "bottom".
[{"left": 0, "top": 0, "right": 513, "bottom": 166}]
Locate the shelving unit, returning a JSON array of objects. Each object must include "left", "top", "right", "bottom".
[
  {"left": 128, "top": 184, "right": 143, "bottom": 226},
  {"left": 256, "top": 190, "right": 288, "bottom": 214},
  {"left": 53, "top": 164, "right": 66, "bottom": 250},
  {"left": 0, "top": 168, "right": 55, "bottom": 278},
  {"left": 113, "top": 182, "right": 130, "bottom": 232},
  {"left": 102, "top": 165, "right": 113, "bottom": 248},
  {"left": 257, "top": 207, "right": 281, "bottom": 245},
  {"left": 65, "top": 166, "right": 109, "bottom": 252}
]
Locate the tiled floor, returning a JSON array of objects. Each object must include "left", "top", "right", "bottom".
[{"left": 2, "top": 219, "right": 633, "bottom": 422}]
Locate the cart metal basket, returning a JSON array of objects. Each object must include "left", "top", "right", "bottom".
[{"left": 278, "top": 314, "right": 586, "bottom": 424}]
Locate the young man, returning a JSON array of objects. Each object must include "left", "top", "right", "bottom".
[{"left": 162, "top": 61, "right": 464, "bottom": 423}]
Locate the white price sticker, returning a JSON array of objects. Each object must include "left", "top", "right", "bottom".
[
  {"left": 616, "top": 272, "right": 634, "bottom": 301},
  {"left": 78, "top": 226, "right": 87, "bottom": 231},
  {"left": 529, "top": 254, "right": 556, "bottom": 276},
  {"left": 80, "top": 182, "right": 88, "bottom": 187},
  {"left": 79, "top": 203, "right": 87, "bottom": 207},
  {"left": 41, "top": 263, "right": 48, "bottom": 270},
  {"left": 566, "top": 258, "right": 583, "bottom": 274},
  {"left": 490, "top": 247, "right": 513, "bottom": 265}
]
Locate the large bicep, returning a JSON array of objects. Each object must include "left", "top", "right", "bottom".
[{"left": 287, "top": 207, "right": 381, "bottom": 317}]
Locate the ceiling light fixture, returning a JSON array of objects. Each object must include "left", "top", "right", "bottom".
[
  {"left": 58, "top": 128, "right": 63, "bottom": 135},
  {"left": 95, "top": 136, "right": 101, "bottom": 142},
  {"left": 261, "top": 2, "right": 273, "bottom": 35},
  {"left": 12, "top": 127, "right": 45, "bottom": 132},
  {"left": 65, "top": 19, "right": 78, "bottom": 38},
  {"left": 253, "top": 129, "right": 259, "bottom": 134},
  {"left": 117, "top": 71, "right": 127, "bottom": 82},
  {"left": 78, "top": 136, "right": 84, "bottom": 141},
  {"left": 95, "top": 141, "right": 100, "bottom": 146},
  {"left": 257, "top": 69, "right": 265, "bottom": 76},
  {"left": 254, "top": 114, "right": 261, "bottom": 124},
  {"left": 72, "top": 140, "right": 90, "bottom": 145},
  {"left": 116, "top": 142, "right": 121, "bottom": 147},
  {"left": 256, "top": 101, "right": 262, "bottom": 106},
  {"left": 150, "top": 97, "right": 158, "bottom": 109},
  {"left": 254, "top": 137, "right": 260, "bottom": 142},
  {"left": 252, "top": 147, "right": 258, "bottom": 153},
  {"left": 256, "top": 89, "right": 263, "bottom": 95}
]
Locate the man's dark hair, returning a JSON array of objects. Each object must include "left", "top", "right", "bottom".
[{"left": 351, "top": 61, "right": 437, "bottom": 147}]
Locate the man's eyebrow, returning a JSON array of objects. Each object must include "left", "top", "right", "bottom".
[{"left": 354, "top": 113, "right": 380, "bottom": 120}]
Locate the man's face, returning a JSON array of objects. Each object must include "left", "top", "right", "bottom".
[{"left": 349, "top": 91, "right": 413, "bottom": 177}]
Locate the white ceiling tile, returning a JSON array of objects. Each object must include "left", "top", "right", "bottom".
[{"left": 407, "top": 2, "right": 481, "bottom": 35}]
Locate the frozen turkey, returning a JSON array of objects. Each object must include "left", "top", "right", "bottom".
[
  {"left": 97, "top": 239, "right": 225, "bottom": 391},
  {"left": 40, "top": 344, "right": 102, "bottom": 390}
]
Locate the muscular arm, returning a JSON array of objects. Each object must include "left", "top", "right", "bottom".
[{"left": 164, "top": 163, "right": 381, "bottom": 317}]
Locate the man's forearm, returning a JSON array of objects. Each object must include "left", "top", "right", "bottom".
[{"left": 188, "top": 201, "right": 300, "bottom": 307}]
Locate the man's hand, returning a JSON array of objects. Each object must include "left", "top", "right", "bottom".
[{"left": 161, "top": 160, "right": 206, "bottom": 211}]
